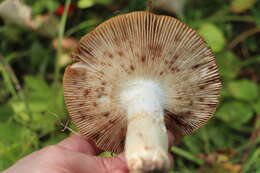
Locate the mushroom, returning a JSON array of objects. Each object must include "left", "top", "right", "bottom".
[{"left": 63, "top": 11, "right": 221, "bottom": 173}]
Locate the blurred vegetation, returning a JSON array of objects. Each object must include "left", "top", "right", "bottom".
[{"left": 0, "top": 0, "right": 260, "bottom": 172}]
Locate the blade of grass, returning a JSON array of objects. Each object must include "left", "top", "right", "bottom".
[
  {"left": 171, "top": 146, "right": 204, "bottom": 166},
  {"left": 65, "top": 19, "right": 99, "bottom": 36},
  {"left": 54, "top": 0, "right": 71, "bottom": 84},
  {"left": 0, "top": 54, "right": 32, "bottom": 117},
  {"left": 243, "top": 148, "right": 260, "bottom": 172}
]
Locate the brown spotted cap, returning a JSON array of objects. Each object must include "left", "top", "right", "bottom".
[{"left": 63, "top": 11, "right": 221, "bottom": 153}]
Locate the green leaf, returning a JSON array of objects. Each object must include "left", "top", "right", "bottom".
[
  {"left": 11, "top": 101, "right": 30, "bottom": 122},
  {"left": 77, "top": 0, "right": 94, "bottom": 8},
  {"left": 30, "top": 112, "right": 57, "bottom": 135},
  {"left": 198, "top": 23, "right": 226, "bottom": 52},
  {"left": 77, "top": 0, "right": 112, "bottom": 8},
  {"left": 24, "top": 76, "right": 50, "bottom": 95},
  {"left": 31, "top": 0, "right": 60, "bottom": 14},
  {"left": 216, "top": 101, "right": 254, "bottom": 126},
  {"left": 0, "top": 122, "right": 37, "bottom": 164},
  {"left": 0, "top": 104, "right": 13, "bottom": 122},
  {"left": 231, "top": 0, "right": 256, "bottom": 13},
  {"left": 227, "top": 79, "right": 259, "bottom": 102},
  {"left": 216, "top": 52, "right": 241, "bottom": 79},
  {"left": 183, "top": 135, "right": 203, "bottom": 155}
]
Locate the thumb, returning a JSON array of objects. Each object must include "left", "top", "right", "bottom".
[
  {"left": 63, "top": 150, "right": 128, "bottom": 173},
  {"left": 93, "top": 154, "right": 128, "bottom": 173}
]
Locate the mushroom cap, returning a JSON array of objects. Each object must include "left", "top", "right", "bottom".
[{"left": 63, "top": 11, "right": 221, "bottom": 153}]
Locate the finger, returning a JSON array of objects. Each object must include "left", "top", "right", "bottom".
[
  {"left": 57, "top": 135, "right": 100, "bottom": 155},
  {"left": 58, "top": 150, "right": 128, "bottom": 173},
  {"left": 95, "top": 155, "right": 129, "bottom": 173}
]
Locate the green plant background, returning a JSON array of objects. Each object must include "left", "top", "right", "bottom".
[{"left": 0, "top": 0, "right": 260, "bottom": 172}]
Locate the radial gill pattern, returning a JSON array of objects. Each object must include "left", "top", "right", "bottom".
[{"left": 63, "top": 11, "right": 221, "bottom": 153}]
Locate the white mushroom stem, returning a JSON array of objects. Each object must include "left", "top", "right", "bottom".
[{"left": 121, "top": 80, "right": 170, "bottom": 173}]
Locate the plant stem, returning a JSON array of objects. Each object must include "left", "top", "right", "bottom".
[
  {"left": 207, "top": 15, "right": 254, "bottom": 23},
  {"left": 54, "top": 0, "right": 71, "bottom": 84},
  {"left": 229, "top": 26, "right": 260, "bottom": 49},
  {"left": 0, "top": 54, "right": 32, "bottom": 117},
  {"left": 241, "top": 56, "right": 260, "bottom": 67}
]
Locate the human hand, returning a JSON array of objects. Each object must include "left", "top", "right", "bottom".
[
  {"left": 3, "top": 135, "right": 128, "bottom": 173},
  {"left": 3, "top": 133, "right": 174, "bottom": 173}
]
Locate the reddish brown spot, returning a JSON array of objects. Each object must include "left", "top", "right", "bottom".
[
  {"left": 189, "top": 100, "right": 193, "bottom": 106},
  {"left": 104, "top": 112, "right": 110, "bottom": 117},
  {"left": 108, "top": 53, "right": 113, "bottom": 59},
  {"left": 192, "top": 64, "right": 201, "bottom": 69},
  {"left": 144, "top": 146, "right": 152, "bottom": 150},
  {"left": 117, "top": 51, "right": 124, "bottom": 57},
  {"left": 101, "top": 81, "right": 106, "bottom": 85},
  {"left": 171, "top": 67, "right": 180, "bottom": 73},
  {"left": 173, "top": 54, "right": 179, "bottom": 60},
  {"left": 101, "top": 87, "right": 105, "bottom": 91},
  {"left": 79, "top": 103, "right": 85, "bottom": 106},
  {"left": 199, "top": 98, "right": 204, "bottom": 102},
  {"left": 103, "top": 51, "right": 113, "bottom": 59},
  {"left": 93, "top": 102, "right": 98, "bottom": 107},
  {"left": 141, "top": 55, "right": 146, "bottom": 62},
  {"left": 130, "top": 65, "right": 135, "bottom": 71},
  {"left": 159, "top": 71, "right": 164, "bottom": 76},
  {"left": 199, "top": 85, "right": 206, "bottom": 90},
  {"left": 165, "top": 60, "right": 169, "bottom": 65},
  {"left": 176, "top": 96, "right": 182, "bottom": 100},
  {"left": 84, "top": 89, "right": 90, "bottom": 97},
  {"left": 73, "top": 81, "right": 77, "bottom": 85}
]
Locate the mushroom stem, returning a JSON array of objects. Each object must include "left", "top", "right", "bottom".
[{"left": 121, "top": 80, "right": 170, "bottom": 173}]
